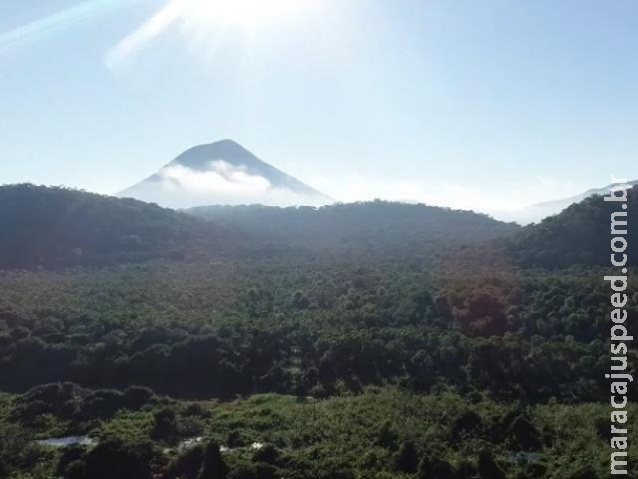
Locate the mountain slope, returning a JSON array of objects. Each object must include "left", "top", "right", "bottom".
[
  {"left": 508, "top": 185, "right": 637, "bottom": 268},
  {"left": 515, "top": 179, "right": 638, "bottom": 224},
  {"left": 0, "top": 184, "right": 231, "bottom": 268},
  {"left": 119, "top": 139, "right": 333, "bottom": 208}
]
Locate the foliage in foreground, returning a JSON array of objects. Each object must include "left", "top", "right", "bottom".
[{"left": 3, "top": 387, "right": 637, "bottom": 479}]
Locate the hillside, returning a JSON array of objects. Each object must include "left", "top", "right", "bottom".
[
  {"left": 515, "top": 179, "right": 638, "bottom": 223},
  {"left": 0, "top": 186, "right": 522, "bottom": 270},
  {"left": 189, "top": 200, "right": 520, "bottom": 255},
  {"left": 508, "top": 185, "right": 637, "bottom": 268},
  {"left": 0, "top": 184, "right": 230, "bottom": 268}
]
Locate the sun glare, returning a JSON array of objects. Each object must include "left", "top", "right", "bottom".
[
  {"left": 106, "top": 0, "right": 320, "bottom": 68},
  {"left": 179, "top": 0, "right": 314, "bottom": 30}
]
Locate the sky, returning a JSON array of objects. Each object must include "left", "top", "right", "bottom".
[{"left": 1, "top": 0, "right": 637, "bottom": 214}]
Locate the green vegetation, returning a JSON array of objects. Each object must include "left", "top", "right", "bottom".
[
  {"left": 189, "top": 200, "right": 519, "bottom": 255},
  {"left": 508, "top": 186, "right": 637, "bottom": 268},
  {"left": 0, "top": 184, "right": 230, "bottom": 268},
  {"left": 3, "top": 386, "right": 637, "bottom": 478},
  {"left": 0, "top": 185, "right": 635, "bottom": 478}
]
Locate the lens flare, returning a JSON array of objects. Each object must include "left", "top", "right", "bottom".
[
  {"left": 106, "top": 0, "right": 317, "bottom": 68},
  {"left": 181, "top": 0, "right": 314, "bottom": 30},
  {"left": 0, "top": 0, "right": 127, "bottom": 53}
]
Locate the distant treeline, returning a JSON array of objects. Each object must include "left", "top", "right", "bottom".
[
  {"left": 2, "top": 183, "right": 634, "bottom": 270},
  {"left": 189, "top": 200, "right": 519, "bottom": 254}
]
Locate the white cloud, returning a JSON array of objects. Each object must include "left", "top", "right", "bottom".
[
  {"left": 122, "top": 160, "right": 328, "bottom": 208},
  {"left": 160, "top": 161, "right": 272, "bottom": 195}
]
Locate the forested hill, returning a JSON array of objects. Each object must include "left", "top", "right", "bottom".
[
  {"left": 0, "top": 186, "right": 521, "bottom": 269},
  {"left": 508, "top": 184, "right": 637, "bottom": 268},
  {"left": 188, "top": 201, "right": 520, "bottom": 253},
  {"left": 0, "top": 184, "right": 231, "bottom": 268},
  {"left": 5, "top": 182, "right": 634, "bottom": 271}
]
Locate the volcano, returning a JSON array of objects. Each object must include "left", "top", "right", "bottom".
[{"left": 118, "top": 139, "right": 333, "bottom": 208}]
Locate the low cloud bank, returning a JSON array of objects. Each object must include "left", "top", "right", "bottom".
[{"left": 122, "top": 160, "right": 328, "bottom": 208}]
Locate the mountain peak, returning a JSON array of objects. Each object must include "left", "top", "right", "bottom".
[
  {"left": 119, "top": 140, "right": 333, "bottom": 209},
  {"left": 169, "top": 139, "right": 263, "bottom": 172},
  {"left": 213, "top": 138, "right": 243, "bottom": 148}
]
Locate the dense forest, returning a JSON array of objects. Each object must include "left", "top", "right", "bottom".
[
  {"left": 508, "top": 186, "right": 637, "bottom": 268},
  {"left": 0, "top": 185, "right": 635, "bottom": 478},
  {"left": 189, "top": 201, "right": 519, "bottom": 254},
  {"left": 0, "top": 185, "right": 231, "bottom": 268}
]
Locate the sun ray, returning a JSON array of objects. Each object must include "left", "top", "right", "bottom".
[
  {"left": 0, "top": 0, "right": 128, "bottom": 53},
  {"left": 106, "top": 0, "right": 317, "bottom": 69},
  {"left": 105, "top": 0, "right": 184, "bottom": 69}
]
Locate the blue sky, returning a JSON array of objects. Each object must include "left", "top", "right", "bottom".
[{"left": 1, "top": 0, "right": 637, "bottom": 213}]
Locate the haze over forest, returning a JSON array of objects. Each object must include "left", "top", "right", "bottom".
[
  {"left": 2, "top": 1, "right": 637, "bottom": 213},
  {"left": 0, "top": 1, "right": 636, "bottom": 479}
]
